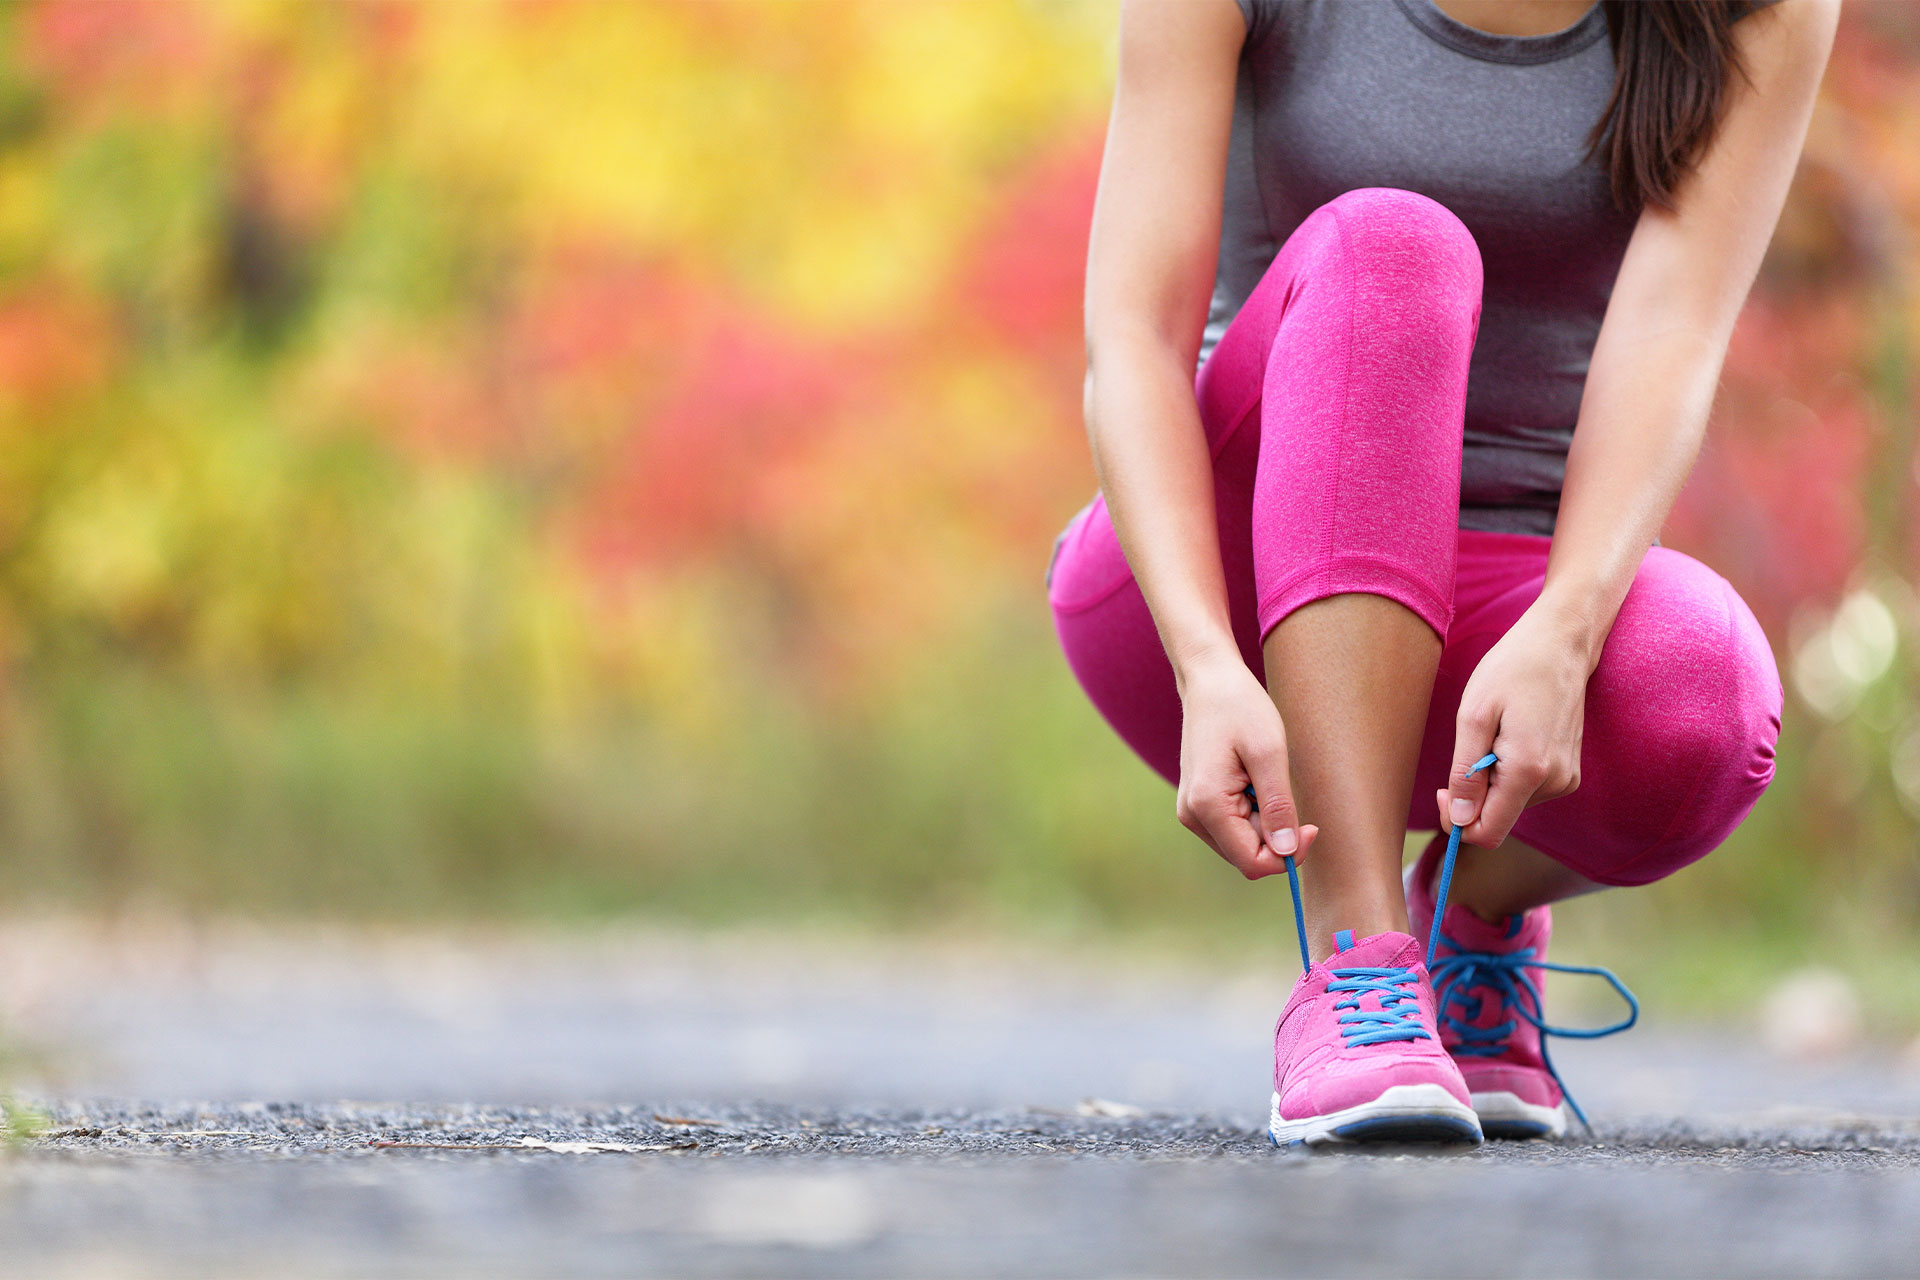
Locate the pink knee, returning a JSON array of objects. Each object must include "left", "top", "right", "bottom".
[
  {"left": 1247, "top": 188, "right": 1485, "bottom": 644},
  {"left": 1518, "top": 551, "right": 1784, "bottom": 886},
  {"left": 1311, "top": 187, "right": 1484, "bottom": 308}
]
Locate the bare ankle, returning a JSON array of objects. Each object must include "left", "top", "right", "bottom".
[{"left": 1303, "top": 896, "right": 1413, "bottom": 961}]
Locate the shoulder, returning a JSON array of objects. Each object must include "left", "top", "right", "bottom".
[
  {"left": 1235, "top": 0, "right": 1314, "bottom": 47},
  {"left": 1116, "top": 0, "right": 1248, "bottom": 88},
  {"left": 1737, "top": 0, "right": 1838, "bottom": 21},
  {"left": 1730, "top": 0, "right": 1839, "bottom": 82},
  {"left": 1735, "top": 0, "right": 1841, "bottom": 42}
]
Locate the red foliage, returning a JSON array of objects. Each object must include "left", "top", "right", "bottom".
[
  {"left": 21, "top": 0, "right": 213, "bottom": 112},
  {"left": 945, "top": 125, "right": 1109, "bottom": 546},
  {"left": 0, "top": 283, "right": 117, "bottom": 412},
  {"left": 956, "top": 126, "right": 1103, "bottom": 364},
  {"left": 564, "top": 284, "right": 851, "bottom": 575},
  {"left": 1667, "top": 295, "right": 1876, "bottom": 635}
]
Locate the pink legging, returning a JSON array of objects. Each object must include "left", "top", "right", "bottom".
[{"left": 1048, "top": 187, "right": 1783, "bottom": 887}]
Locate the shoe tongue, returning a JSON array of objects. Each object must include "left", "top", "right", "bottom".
[{"left": 1328, "top": 929, "right": 1421, "bottom": 969}]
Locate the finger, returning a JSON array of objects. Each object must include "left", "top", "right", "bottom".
[
  {"left": 1241, "top": 743, "right": 1303, "bottom": 860},
  {"left": 1446, "top": 714, "right": 1499, "bottom": 829},
  {"left": 1208, "top": 788, "right": 1284, "bottom": 879},
  {"left": 1461, "top": 753, "right": 1541, "bottom": 848},
  {"left": 1249, "top": 794, "right": 1322, "bottom": 864},
  {"left": 1238, "top": 787, "right": 1290, "bottom": 872},
  {"left": 1538, "top": 758, "right": 1581, "bottom": 803},
  {"left": 1241, "top": 792, "right": 1302, "bottom": 866},
  {"left": 1179, "top": 794, "right": 1226, "bottom": 861},
  {"left": 1242, "top": 818, "right": 1317, "bottom": 874}
]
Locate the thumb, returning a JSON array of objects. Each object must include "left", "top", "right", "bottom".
[
  {"left": 1444, "top": 746, "right": 1499, "bottom": 829},
  {"left": 1242, "top": 739, "right": 1302, "bottom": 858},
  {"left": 1244, "top": 784, "right": 1321, "bottom": 864}
]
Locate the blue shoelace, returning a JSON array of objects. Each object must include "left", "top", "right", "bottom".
[
  {"left": 1247, "top": 751, "right": 1640, "bottom": 1120},
  {"left": 1326, "top": 960, "right": 1429, "bottom": 1047}
]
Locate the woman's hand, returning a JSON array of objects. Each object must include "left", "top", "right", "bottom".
[
  {"left": 1175, "top": 656, "right": 1321, "bottom": 880},
  {"left": 1437, "top": 601, "right": 1597, "bottom": 848}
]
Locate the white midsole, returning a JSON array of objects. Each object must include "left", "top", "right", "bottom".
[
  {"left": 1269, "top": 1083, "right": 1482, "bottom": 1146},
  {"left": 1471, "top": 1090, "right": 1568, "bottom": 1137}
]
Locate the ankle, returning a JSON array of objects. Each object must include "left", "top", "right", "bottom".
[
  {"left": 1439, "top": 867, "right": 1522, "bottom": 925},
  {"left": 1452, "top": 895, "right": 1517, "bottom": 927},
  {"left": 1426, "top": 845, "right": 1524, "bottom": 926},
  {"left": 1304, "top": 903, "right": 1411, "bottom": 962}
]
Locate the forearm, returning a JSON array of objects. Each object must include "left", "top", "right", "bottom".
[
  {"left": 1538, "top": 323, "right": 1725, "bottom": 671},
  {"left": 1084, "top": 330, "right": 1237, "bottom": 689},
  {"left": 1536, "top": 0, "right": 1833, "bottom": 675}
]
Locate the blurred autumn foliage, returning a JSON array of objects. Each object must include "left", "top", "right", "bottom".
[{"left": 0, "top": 1, "right": 1915, "bottom": 1006}]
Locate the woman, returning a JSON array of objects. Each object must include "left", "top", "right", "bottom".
[{"left": 1047, "top": 0, "right": 1836, "bottom": 1146}]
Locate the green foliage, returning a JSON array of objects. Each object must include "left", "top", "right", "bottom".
[{"left": 0, "top": 1095, "right": 45, "bottom": 1149}]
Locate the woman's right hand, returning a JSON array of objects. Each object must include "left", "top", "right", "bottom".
[{"left": 1174, "top": 656, "right": 1319, "bottom": 880}]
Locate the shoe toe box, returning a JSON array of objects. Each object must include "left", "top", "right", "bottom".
[{"left": 1278, "top": 1045, "right": 1471, "bottom": 1119}]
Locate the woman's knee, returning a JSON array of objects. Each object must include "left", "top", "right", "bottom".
[
  {"left": 1572, "top": 555, "right": 1784, "bottom": 885},
  {"left": 1320, "top": 187, "right": 1480, "bottom": 267},
  {"left": 1217, "top": 186, "right": 1483, "bottom": 402},
  {"left": 1309, "top": 187, "right": 1484, "bottom": 323}
]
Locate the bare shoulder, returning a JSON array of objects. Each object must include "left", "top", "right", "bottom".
[
  {"left": 1738, "top": 0, "right": 1841, "bottom": 71},
  {"left": 1117, "top": 0, "right": 1246, "bottom": 78},
  {"left": 1088, "top": 0, "right": 1246, "bottom": 353}
]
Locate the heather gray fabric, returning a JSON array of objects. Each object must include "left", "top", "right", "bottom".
[{"left": 1207, "top": 0, "right": 1774, "bottom": 535}]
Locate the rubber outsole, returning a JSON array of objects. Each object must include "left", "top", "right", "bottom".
[
  {"left": 1471, "top": 1090, "right": 1568, "bottom": 1140},
  {"left": 1326, "top": 1113, "right": 1485, "bottom": 1144},
  {"left": 1268, "top": 1083, "right": 1485, "bottom": 1149}
]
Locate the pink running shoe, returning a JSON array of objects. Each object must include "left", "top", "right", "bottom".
[
  {"left": 1268, "top": 928, "right": 1482, "bottom": 1148},
  {"left": 1405, "top": 835, "right": 1637, "bottom": 1139}
]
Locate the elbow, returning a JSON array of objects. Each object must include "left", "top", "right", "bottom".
[{"left": 1084, "top": 321, "right": 1196, "bottom": 388}]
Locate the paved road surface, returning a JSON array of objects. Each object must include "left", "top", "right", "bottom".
[{"left": 3, "top": 917, "right": 1919, "bottom": 1277}]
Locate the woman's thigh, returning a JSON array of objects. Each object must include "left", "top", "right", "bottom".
[
  {"left": 1047, "top": 491, "right": 1266, "bottom": 787},
  {"left": 1408, "top": 529, "right": 1784, "bottom": 886}
]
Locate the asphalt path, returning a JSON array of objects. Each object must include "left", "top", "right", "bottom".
[{"left": 3, "top": 918, "right": 1919, "bottom": 1278}]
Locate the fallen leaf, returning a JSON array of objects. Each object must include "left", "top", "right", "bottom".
[
  {"left": 1076, "top": 1099, "right": 1148, "bottom": 1119},
  {"left": 514, "top": 1137, "right": 697, "bottom": 1154},
  {"left": 369, "top": 1137, "right": 698, "bottom": 1153},
  {"left": 114, "top": 1130, "right": 259, "bottom": 1138}
]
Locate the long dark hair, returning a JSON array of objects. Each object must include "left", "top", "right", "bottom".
[{"left": 1586, "top": 0, "right": 1767, "bottom": 211}]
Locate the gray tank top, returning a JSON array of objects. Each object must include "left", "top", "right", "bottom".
[{"left": 1208, "top": 0, "right": 1766, "bottom": 535}]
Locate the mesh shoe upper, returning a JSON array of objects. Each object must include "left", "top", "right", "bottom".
[{"left": 1271, "top": 929, "right": 1472, "bottom": 1121}]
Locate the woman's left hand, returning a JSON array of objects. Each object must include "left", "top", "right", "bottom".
[{"left": 1437, "top": 600, "right": 1597, "bottom": 848}]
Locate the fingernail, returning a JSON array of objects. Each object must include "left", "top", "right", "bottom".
[
  {"left": 1450, "top": 796, "right": 1474, "bottom": 824},
  {"left": 1272, "top": 827, "right": 1298, "bottom": 854}
]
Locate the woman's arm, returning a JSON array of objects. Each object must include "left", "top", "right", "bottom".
[
  {"left": 1444, "top": 0, "right": 1841, "bottom": 847},
  {"left": 1085, "top": 0, "right": 1317, "bottom": 876},
  {"left": 1085, "top": 0, "right": 1243, "bottom": 678}
]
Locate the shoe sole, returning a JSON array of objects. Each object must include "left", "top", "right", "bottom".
[
  {"left": 1472, "top": 1090, "right": 1568, "bottom": 1140},
  {"left": 1268, "top": 1083, "right": 1484, "bottom": 1149}
]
